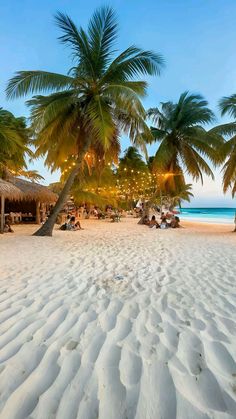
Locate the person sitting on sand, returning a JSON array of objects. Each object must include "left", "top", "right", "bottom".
[
  {"left": 142, "top": 215, "right": 149, "bottom": 225},
  {"left": 60, "top": 216, "right": 83, "bottom": 231},
  {"left": 170, "top": 216, "right": 180, "bottom": 228},
  {"left": 4, "top": 216, "right": 14, "bottom": 233},
  {"left": 68, "top": 216, "right": 83, "bottom": 230},
  {"left": 148, "top": 215, "right": 160, "bottom": 228},
  {"left": 160, "top": 212, "right": 167, "bottom": 223},
  {"left": 168, "top": 214, "right": 175, "bottom": 227}
]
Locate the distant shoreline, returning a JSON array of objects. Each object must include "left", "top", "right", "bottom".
[{"left": 179, "top": 207, "right": 235, "bottom": 224}]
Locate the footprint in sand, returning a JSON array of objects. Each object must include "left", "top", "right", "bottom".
[{"left": 66, "top": 340, "right": 79, "bottom": 350}]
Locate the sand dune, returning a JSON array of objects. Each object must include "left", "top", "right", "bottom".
[{"left": 0, "top": 219, "right": 236, "bottom": 418}]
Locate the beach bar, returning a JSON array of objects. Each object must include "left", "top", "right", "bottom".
[{"left": 0, "top": 178, "right": 57, "bottom": 230}]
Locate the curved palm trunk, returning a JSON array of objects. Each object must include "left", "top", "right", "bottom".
[{"left": 33, "top": 144, "right": 89, "bottom": 237}]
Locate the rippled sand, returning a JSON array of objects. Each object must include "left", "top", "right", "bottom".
[{"left": 0, "top": 219, "right": 236, "bottom": 419}]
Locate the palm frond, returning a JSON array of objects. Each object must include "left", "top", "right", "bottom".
[
  {"left": 88, "top": 6, "right": 118, "bottom": 74},
  {"left": 210, "top": 122, "right": 236, "bottom": 137},
  {"left": 6, "top": 71, "right": 73, "bottom": 99},
  {"left": 87, "top": 97, "right": 115, "bottom": 150},
  {"left": 150, "top": 127, "right": 167, "bottom": 141},
  {"left": 219, "top": 94, "right": 236, "bottom": 118},
  {"left": 104, "top": 80, "right": 148, "bottom": 98},
  {"left": 103, "top": 46, "right": 164, "bottom": 83}
]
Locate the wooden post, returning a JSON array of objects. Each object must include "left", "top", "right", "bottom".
[
  {"left": 36, "top": 200, "right": 40, "bottom": 224},
  {"left": 1, "top": 195, "right": 5, "bottom": 233}
]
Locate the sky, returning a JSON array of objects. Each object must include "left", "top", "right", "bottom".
[{"left": 1, "top": 0, "right": 236, "bottom": 207}]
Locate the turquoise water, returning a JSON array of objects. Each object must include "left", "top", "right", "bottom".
[{"left": 179, "top": 208, "right": 236, "bottom": 224}]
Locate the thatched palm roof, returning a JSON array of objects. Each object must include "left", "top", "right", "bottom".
[
  {"left": 11, "top": 178, "right": 58, "bottom": 203},
  {"left": 0, "top": 179, "right": 22, "bottom": 200}
]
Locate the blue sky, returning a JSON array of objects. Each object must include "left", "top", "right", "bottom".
[{"left": 1, "top": 0, "right": 236, "bottom": 207}]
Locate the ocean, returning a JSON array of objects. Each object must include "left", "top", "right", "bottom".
[{"left": 179, "top": 208, "right": 236, "bottom": 224}]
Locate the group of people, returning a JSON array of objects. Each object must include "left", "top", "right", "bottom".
[
  {"left": 143, "top": 212, "right": 180, "bottom": 229},
  {"left": 92, "top": 206, "right": 124, "bottom": 221}
]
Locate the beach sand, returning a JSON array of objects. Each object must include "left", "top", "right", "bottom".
[{"left": 0, "top": 218, "right": 236, "bottom": 419}]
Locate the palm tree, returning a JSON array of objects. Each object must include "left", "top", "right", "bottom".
[
  {"left": 119, "top": 146, "right": 148, "bottom": 173},
  {"left": 0, "top": 108, "right": 44, "bottom": 184},
  {"left": 0, "top": 108, "right": 29, "bottom": 179},
  {"left": 163, "top": 183, "right": 194, "bottom": 210},
  {"left": 6, "top": 6, "right": 163, "bottom": 236},
  {"left": 216, "top": 95, "right": 236, "bottom": 197},
  {"left": 147, "top": 91, "right": 222, "bottom": 191}
]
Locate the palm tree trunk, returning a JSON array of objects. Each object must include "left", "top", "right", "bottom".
[
  {"left": 0, "top": 195, "right": 5, "bottom": 234},
  {"left": 33, "top": 144, "right": 89, "bottom": 237}
]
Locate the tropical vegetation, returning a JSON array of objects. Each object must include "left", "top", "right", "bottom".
[
  {"left": 147, "top": 91, "right": 223, "bottom": 193},
  {"left": 6, "top": 6, "right": 163, "bottom": 236},
  {"left": 216, "top": 95, "right": 236, "bottom": 197},
  {"left": 1, "top": 6, "right": 236, "bottom": 234},
  {"left": 0, "top": 108, "right": 43, "bottom": 181}
]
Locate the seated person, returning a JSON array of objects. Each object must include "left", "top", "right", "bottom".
[
  {"left": 4, "top": 216, "right": 14, "bottom": 233},
  {"left": 60, "top": 216, "right": 83, "bottom": 230},
  {"left": 168, "top": 214, "right": 175, "bottom": 227},
  {"left": 170, "top": 216, "right": 180, "bottom": 228},
  {"left": 110, "top": 211, "right": 121, "bottom": 222},
  {"left": 97, "top": 209, "right": 105, "bottom": 219},
  {"left": 93, "top": 208, "right": 98, "bottom": 217},
  {"left": 142, "top": 215, "right": 149, "bottom": 225},
  {"left": 160, "top": 212, "right": 167, "bottom": 223},
  {"left": 148, "top": 215, "right": 160, "bottom": 228},
  {"left": 68, "top": 216, "right": 83, "bottom": 230}
]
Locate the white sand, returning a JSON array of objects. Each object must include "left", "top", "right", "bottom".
[{"left": 0, "top": 218, "right": 236, "bottom": 419}]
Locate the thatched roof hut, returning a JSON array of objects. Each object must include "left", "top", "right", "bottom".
[
  {"left": 1, "top": 178, "right": 58, "bottom": 227},
  {"left": 0, "top": 180, "right": 22, "bottom": 233},
  {"left": 11, "top": 178, "right": 57, "bottom": 203},
  {"left": 0, "top": 179, "right": 22, "bottom": 200}
]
